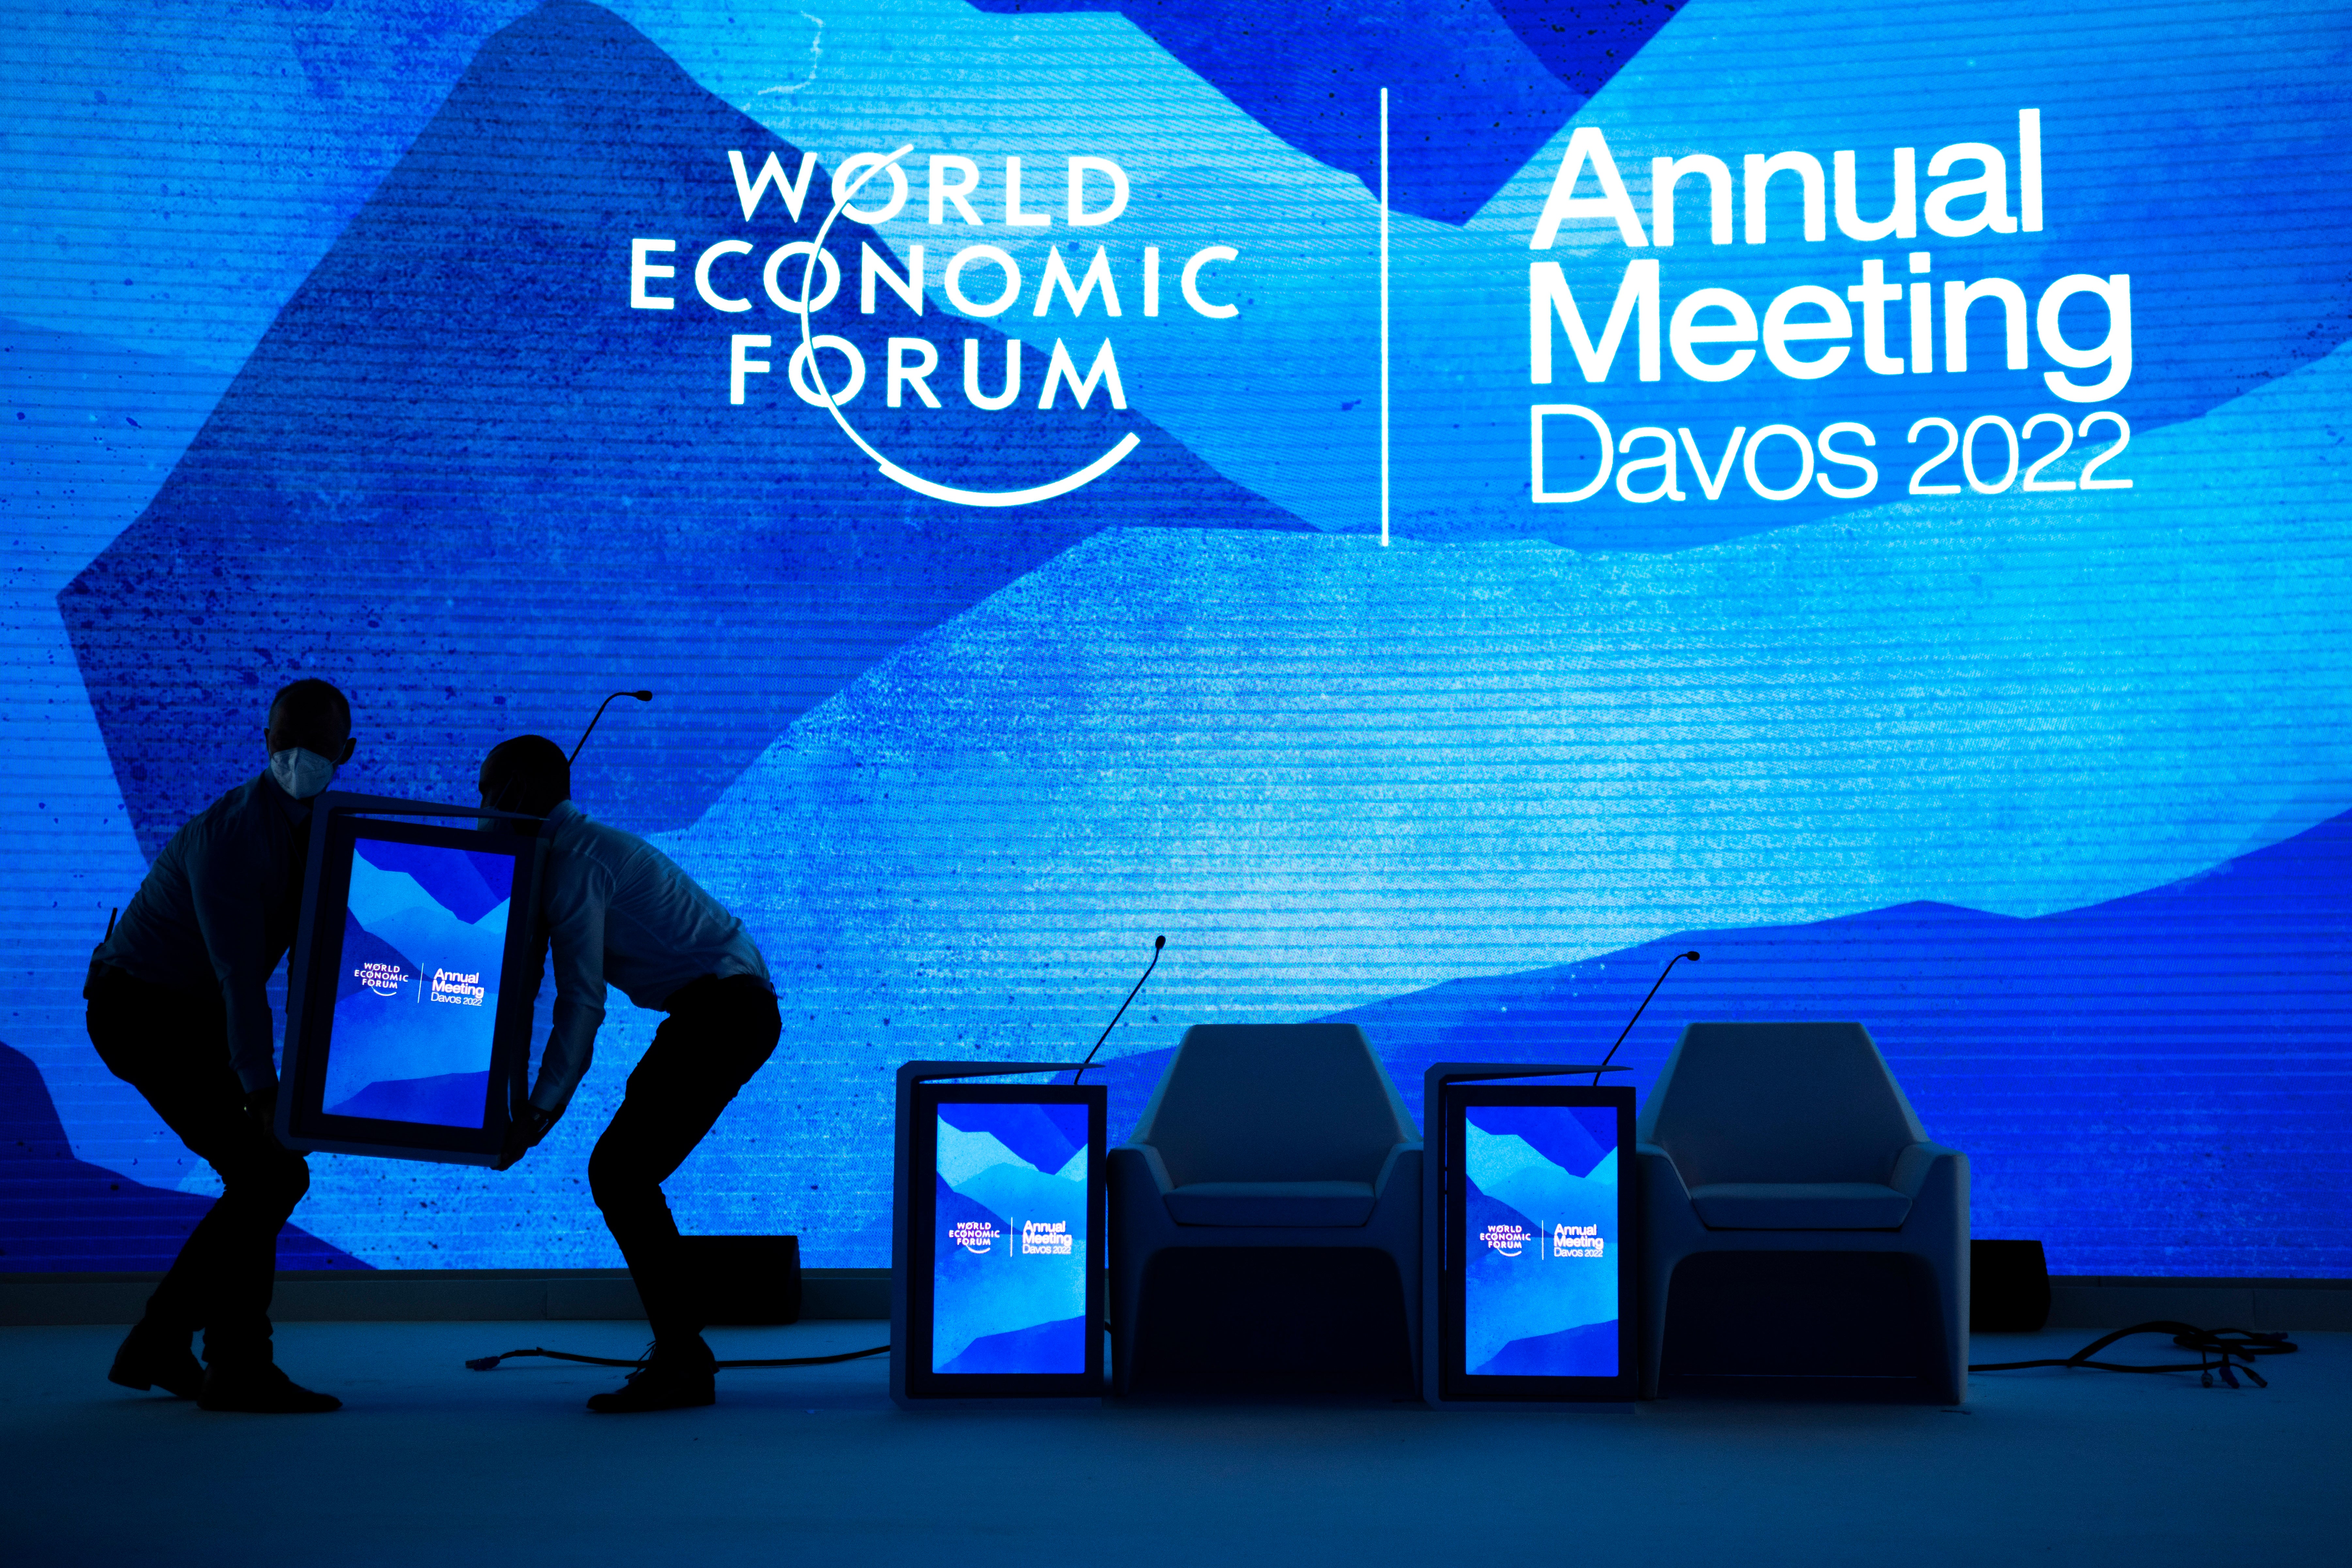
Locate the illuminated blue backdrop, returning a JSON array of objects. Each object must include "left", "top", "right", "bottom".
[{"left": 4, "top": 0, "right": 2347, "bottom": 1275}]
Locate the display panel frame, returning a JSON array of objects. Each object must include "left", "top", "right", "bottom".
[
  {"left": 1429, "top": 1076, "right": 1636, "bottom": 1406},
  {"left": 278, "top": 793, "right": 547, "bottom": 1165},
  {"left": 891, "top": 1063, "right": 1106, "bottom": 1407}
]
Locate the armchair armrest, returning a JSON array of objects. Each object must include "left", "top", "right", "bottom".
[
  {"left": 1889, "top": 1141, "right": 1965, "bottom": 1198},
  {"left": 1112, "top": 1141, "right": 1177, "bottom": 1196},
  {"left": 1634, "top": 1141, "right": 1690, "bottom": 1206},
  {"left": 1372, "top": 1140, "right": 1423, "bottom": 1198}
]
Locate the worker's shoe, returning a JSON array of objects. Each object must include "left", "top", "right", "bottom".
[
  {"left": 197, "top": 1359, "right": 342, "bottom": 1413},
  {"left": 586, "top": 1339, "right": 716, "bottom": 1414},
  {"left": 107, "top": 1319, "right": 205, "bottom": 1400}
]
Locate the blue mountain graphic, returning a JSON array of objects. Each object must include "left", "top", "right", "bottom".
[
  {"left": 1467, "top": 1104, "right": 1614, "bottom": 1181},
  {"left": 327, "top": 1069, "right": 492, "bottom": 1127},
  {"left": 1468, "top": 1130, "right": 1615, "bottom": 1224},
  {"left": 1330, "top": 808, "right": 2352, "bottom": 1116},
  {"left": 336, "top": 910, "right": 421, "bottom": 1005},
  {"left": 0, "top": 1042, "right": 366, "bottom": 1271},
  {"left": 352, "top": 838, "right": 512, "bottom": 924},
  {"left": 1461, "top": 1183, "right": 1618, "bottom": 1367},
  {"left": 939, "top": 1099, "right": 1087, "bottom": 1179},
  {"left": 1472, "top": 1318, "right": 1617, "bottom": 1379},
  {"left": 966, "top": 0, "right": 1677, "bottom": 225},
  {"left": 1071, "top": 808, "right": 2352, "bottom": 1273},
  {"left": 62, "top": 0, "right": 1308, "bottom": 858},
  {"left": 937, "top": 1312, "right": 1087, "bottom": 1376},
  {"left": 931, "top": 1169, "right": 1087, "bottom": 1369}
]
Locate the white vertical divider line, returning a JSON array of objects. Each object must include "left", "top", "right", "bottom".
[{"left": 1379, "top": 87, "right": 1391, "bottom": 547}]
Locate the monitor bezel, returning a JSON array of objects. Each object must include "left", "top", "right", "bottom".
[
  {"left": 901, "top": 1081, "right": 1106, "bottom": 1401},
  {"left": 282, "top": 811, "right": 544, "bottom": 1163},
  {"left": 1438, "top": 1083, "right": 1636, "bottom": 1403}
]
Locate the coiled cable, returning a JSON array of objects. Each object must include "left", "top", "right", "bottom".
[{"left": 1970, "top": 1320, "right": 2296, "bottom": 1389}]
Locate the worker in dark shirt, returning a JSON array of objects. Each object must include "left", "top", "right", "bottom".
[
  {"left": 480, "top": 734, "right": 779, "bottom": 1413},
  {"left": 86, "top": 678, "right": 354, "bottom": 1413}
]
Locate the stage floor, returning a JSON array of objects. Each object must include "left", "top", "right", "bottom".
[{"left": 2, "top": 1320, "right": 2342, "bottom": 1566}]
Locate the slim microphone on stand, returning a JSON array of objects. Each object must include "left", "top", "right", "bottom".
[
  {"left": 1072, "top": 935, "right": 1166, "bottom": 1083},
  {"left": 1592, "top": 950, "right": 1700, "bottom": 1084},
  {"left": 570, "top": 690, "right": 654, "bottom": 766}
]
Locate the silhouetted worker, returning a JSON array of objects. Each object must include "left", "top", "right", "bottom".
[
  {"left": 480, "top": 734, "right": 777, "bottom": 1413},
  {"left": 85, "top": 678, "right": 353, "bottom": 1413}
]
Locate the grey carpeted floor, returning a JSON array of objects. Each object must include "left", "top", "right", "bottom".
[{"left": 1, "top": 1321, "right": 2341, "bottom": 1566}]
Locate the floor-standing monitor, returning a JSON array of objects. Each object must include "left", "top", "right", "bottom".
[
  {"left": 891, "top": 1064, "right": 1107, "bottom": 1406},
  {"left": 1432, "top": 1081, "right": 1636, "bottom": 1405},
  {"left": 279, "top": 795, "right": 546, "bottom": 1164}
]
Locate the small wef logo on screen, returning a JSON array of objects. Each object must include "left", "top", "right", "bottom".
[
  {"left": 1480, "top": 1223, "right": 1532, "bottom": 1257},
  {"left": 949, "top": 1219, "right": 1000, "bottom": 1255},
  {"left": 429, "top": 969, "right": 487, "bottom": 1007},
  {"left": 355, "top": 961, "right": 410, "bottom": 998}
]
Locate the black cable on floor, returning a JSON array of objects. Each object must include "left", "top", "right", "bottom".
[
  {"left": 466, "top": 1344, "right": 889, "bottom": 1372},
  {"left": 1970, "top": 1321, "right": 2297, "bottom": 1388}
]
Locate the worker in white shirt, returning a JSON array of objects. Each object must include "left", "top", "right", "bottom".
[{"left": 480, "top": 734, "right": 778, "bottom": 1413}]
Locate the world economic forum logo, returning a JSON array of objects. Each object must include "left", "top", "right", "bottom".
[
  {"left": 1480, "top": 1222, "right": 1531, "bottom": 1257},
  {"left": 948, "top": 1219, "right": 1001, "bottom": 1255},
  {"left": 793, "top": 149, "right": 1142, "bottom": 508},
  {"left": 630, "top": 145, "right": 1245, "bottom": 507},
  {"left": 354, "top": 960, "right": 410, "bottom": 999}
]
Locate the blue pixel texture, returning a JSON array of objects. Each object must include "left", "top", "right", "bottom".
[
  {"left": 61, "top": 0, "right": 1306, "bottom": 859},
  {"left": 3, "top": 0, "right": 2349, "bottom": 1277},
  {"left": 0, "top": 1044, "right": 365, "bottom": 1271},
  {"left": 962, "top": 0, "right": 1674, "bottom": 224}
]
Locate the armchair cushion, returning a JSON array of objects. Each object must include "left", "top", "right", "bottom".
[
  {"left": 1640, "top": 1022, "right": 1926, "bottom": 1187},
  {"left": 1131, "top": 1024, "right": 1415, "bottom": 1187},
  {"left": 1164, "top": 1181, "right": 1378, "bottom": 1227},
  {"left": 1689, "top": 1182, "right": 1913, "bottom": 1230}
]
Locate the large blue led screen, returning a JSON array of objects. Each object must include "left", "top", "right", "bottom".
[{"left": 3, "top": 0, "right": 2347, "bottom": 1279}]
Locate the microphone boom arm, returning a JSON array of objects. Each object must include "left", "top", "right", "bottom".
[
  {"left": 570, "top": 690, "right": 654, "bottom": 766},
  {"left": 1593, "top": 950, "right": 1700, "bottom": 1084},
  {"left": 1072, "top": 936, "right": 1166, "bottom": 1082}
]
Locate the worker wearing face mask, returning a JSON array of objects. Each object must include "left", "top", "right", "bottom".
[{"left": 84, "top": 678, "right": 356, "bottom": 1414}]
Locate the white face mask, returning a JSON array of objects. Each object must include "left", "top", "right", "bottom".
[{"left": 268, "top": 746, "right": 339, "bottom": 800}]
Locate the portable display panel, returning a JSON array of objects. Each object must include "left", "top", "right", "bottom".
[
  {"left": 890, "top": 1062, "right": 1107, "bottom": 1407},
  {"left": 1423, "top": 1066, "right": 1636, "bottom": 1407},
  {"left": 278, "top": 793, "right": 547, "bottom": 1165}
]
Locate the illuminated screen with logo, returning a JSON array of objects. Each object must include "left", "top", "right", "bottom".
[
  {"left": 320, "top": 838, "right": 516, "bottom": 1129},
  {"left": 3, "top": 0, "right": 2347, "bottom": 1278},
  {"left": 932, "top": 1101, "right": 1089, "bottom": 1375},
  {"left": 1462, "top": 1104, "right": 1618, "bottom": 1379}
]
